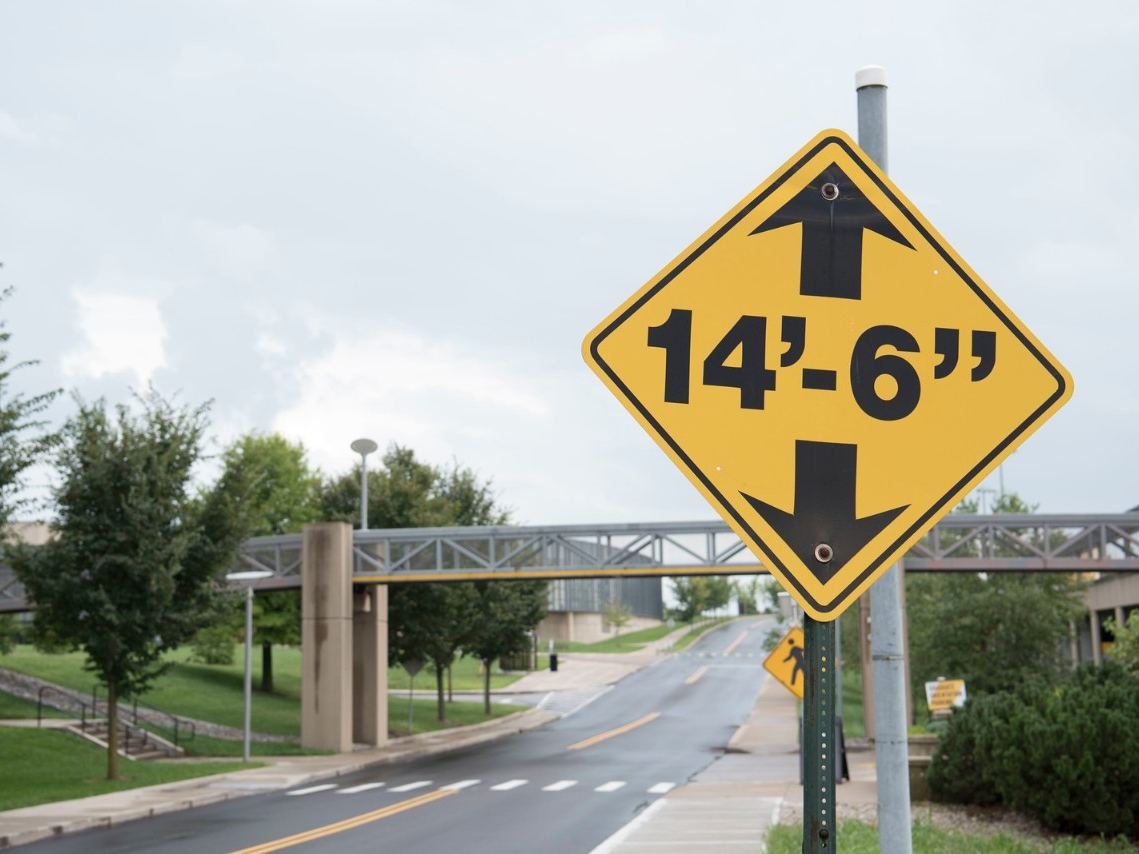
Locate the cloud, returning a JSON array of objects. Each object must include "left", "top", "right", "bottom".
[
  {"left": 61, "top": 290, "right": 167, "bottom": 385},
  {"left": 0, "top": 109, "right": 68, "bottom": 149},
  {"left": 191, "top": 220, "right": 279, "bottom": 282},
  {"left": 272, "top": 330, "right": 550, "bottom": 475},
  {"left": 0, "top": 110, "right": 39, "bottom": 146}
]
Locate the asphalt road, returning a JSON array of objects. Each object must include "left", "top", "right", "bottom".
[{"left": 22, "top": 618, "right": 775, "bottom": 854}]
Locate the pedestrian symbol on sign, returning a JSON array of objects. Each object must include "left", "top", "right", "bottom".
[{"left": 763, "top": 626, "right": 806, "bottom": 700}]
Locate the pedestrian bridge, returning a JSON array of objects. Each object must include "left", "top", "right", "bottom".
[
  {"left": 2, "top": 513, "right": 1137, "bottom": 613},
  {"left": 234, "top": 512, "right": 1139, "bottom": 588}
]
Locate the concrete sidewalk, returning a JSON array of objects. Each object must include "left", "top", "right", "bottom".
[
  {"left": 0, "top": 633, "right": 879, "bottom": 851},
  {"left": 594, "top": 677, "right": 879, "bottom": 852}
]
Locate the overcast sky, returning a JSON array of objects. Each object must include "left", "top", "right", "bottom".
[{"left": 2, "top": 1, "right": 1135, "bottom": 526}]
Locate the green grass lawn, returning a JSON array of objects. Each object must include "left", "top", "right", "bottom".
[
  {"left": 0, "top": 725, "right": 249, "bottom": 812},
  {"left": 1, "top": 645, "right": 527, "bottom": 751},
  {"left": 546, "top": 616, "right": 737, "bottom": 655},
  {"left": 0, "top": 690, "right": 68, "bottom": 720},
  {"left": 766, "top": 820, "right": 1135, "bottom": 853}
]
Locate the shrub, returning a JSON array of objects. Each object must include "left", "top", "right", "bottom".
[
  {"left": 188, "top": 626, "right": 236, "bottom": 665},
  {"left": 928, "top": 691, "right": 1003, "bottom": 806},
  {"left": 930, "top": 661, "right": 1139, "bottom": 837}
]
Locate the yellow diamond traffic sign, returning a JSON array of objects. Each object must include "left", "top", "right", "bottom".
[
  {"left": 763, "top": 625, "right": 806, "bottom": 700},
  {"left": 583, "top": 129, "right": 1072, "bottom": 621}
]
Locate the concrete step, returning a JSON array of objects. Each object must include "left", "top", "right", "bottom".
[{"left": 68, "top": 720, "right": 185, "bottom": 761}]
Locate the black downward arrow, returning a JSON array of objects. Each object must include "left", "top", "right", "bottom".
[
  {"left": 741, "top": 441, "right": 907, "bottom": 584},
  {"left": 750, "top": 163, "right": 912, "bottom": 301}
]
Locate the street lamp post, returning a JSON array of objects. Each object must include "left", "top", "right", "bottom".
[
  {"left": 225, "top": 570, "right": 273, "bottom": 762},
  {"left": 350, "top": 438, "right": 378, "bottom": 530}
]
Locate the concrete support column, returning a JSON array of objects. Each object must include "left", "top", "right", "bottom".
[
  {"left": 302, "top": 522, "right": 353, "bottom": 752},
  {"left": 353, "top": 583, "right": 388, "bottom": 746},
  {"left": 1090, "top": 609, "right": 1103, "bottom": 666}
]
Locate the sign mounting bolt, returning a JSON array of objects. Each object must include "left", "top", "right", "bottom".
[
  {"left": 821, "top": 182, "right": 839, "bottom": 201},
  {"left": 814, "top": 543, "right": 833, "bottom": 563}
]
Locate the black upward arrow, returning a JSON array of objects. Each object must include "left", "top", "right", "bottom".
[
  {"left": 741, "top": 441, "right": 907, "bottom": 584},
  {"left": 750, "top": 162, "right": 912, "bottom": 300}
]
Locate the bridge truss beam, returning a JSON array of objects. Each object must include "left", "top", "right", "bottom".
[{"left": 2, "top": 514, "right": 1137, "bottom": 613}]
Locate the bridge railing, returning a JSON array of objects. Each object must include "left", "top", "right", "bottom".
[{"left": 4, "top": 513, "right": 1139, "bottom": 612}]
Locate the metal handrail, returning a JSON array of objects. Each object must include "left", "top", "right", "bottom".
[
  {"left": 36, "top": 684, "right": 96, "bottom": 729},
  {"left": 91, "top": 684, "right": 195, "bottom": 746}
]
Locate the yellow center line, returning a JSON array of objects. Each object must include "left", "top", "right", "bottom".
[
  {"left": 723, "top": 630, "right": 748, "bottom": 655},
  {"left": 228, "top": 788, "right": 458, "bottom": 854},
  {"left": 685, "top": 665, "right": 709, "bottom": 685},
  {"left": 566, "top": 712, "right": 661, "bottom": 751}
]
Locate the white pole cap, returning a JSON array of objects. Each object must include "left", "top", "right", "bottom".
[{"left": 855, "top": 65, "right": 888, "bottom": 89}]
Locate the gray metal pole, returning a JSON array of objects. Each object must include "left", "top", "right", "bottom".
[
  {"left": 857, "top": 64, "right": 914, "bottom": 854},
  {"left": 359, "top": 454, "right": 369, "bottom": 531},
  {"left": 243, "top": 584, "right": 254, "bottom": 763}
]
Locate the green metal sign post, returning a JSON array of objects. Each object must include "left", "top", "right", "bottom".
[{"left": 802, "top": 615, "right": 836, "bottom": 852}]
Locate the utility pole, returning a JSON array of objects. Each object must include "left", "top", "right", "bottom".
[{"left": 857, "top": 64, "right": 914, "bottom": 854}]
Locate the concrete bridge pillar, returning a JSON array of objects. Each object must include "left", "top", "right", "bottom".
[
  {"left": 301, "top": 523, "right": 388, "bottom": 751},
  {"left": 353, "top": 583, "right": 388, "bottom": 745}
]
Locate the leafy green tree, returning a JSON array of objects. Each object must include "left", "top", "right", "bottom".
[
  {"left": 1103, "top": 611, "right": 1139, "bottom": 676},
  {"left": 388, "top": 581, "right": 478, "bottom": 722},
  {"left": 210, "top": 433, "right": 322, "bottom": 692},
  {"left": 12, "top": 391, "right": 250, "bottom": 780},
  {"left": 0, "top": 614, "right": 19, "bottom": 654},
  {"left": 601, "top": 596, "right": 633, "bottom": 633},
  {"left": 670, "top": 577, "right": 708, "bottom": 622},
  {"left": 733, "top": 576, "right": 760, "bottom": 615},
  {"left": 320, "top": 444, "right": 539, "bottom": 721},
  {"left": 465, "top": 581, "right": 547, "bottom": 713},
  {"left": 670, "top": 575, "right": 733, "bottom": 621},
  {"left": 907, "top": 492, "right": 1086, "bottom": 707},
  {"left": 0, "top": 287, "right": 61, "bottom": 533}
]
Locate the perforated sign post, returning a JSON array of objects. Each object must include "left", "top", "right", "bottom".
[{"left": 584, "top": 127, "right": 1072, "bottom": 851}]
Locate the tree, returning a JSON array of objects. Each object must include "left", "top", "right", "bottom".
[
  {"left": 0, "top": 286, "right": 60, "bottom": 530},
  {"left": 465, "top": 580, "right": 548, "bottom": 713},
  {"left": 733, "top": 576, "right": 762, "bottom": 615},
  {"left": 670, "top": 575, "right": 733, "bottom": 621},
  {"left": 388, "top": 581, "right": 477, "bottom": 722},
  {"left": 211, "top": 433, "right": 322, "bottom": 692},
  {"left": 1103, "top": 611, "right": 1139, "bottom": 676},
  {"left": 320, "top": 444, "right": 541, "bottom": 722},
  {"left": 906, "top": 492, "right": 1086, "bottom": 707},
  {"left": 13, "top": 391, "right": 250, "bottom": 780},
  {"left": 601, "top": 596, "right": 633, "bottom": 634}
]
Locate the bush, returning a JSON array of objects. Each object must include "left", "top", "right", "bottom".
[
  {"left": 928, "top": 691, "right": 1003, "bottom": 806},
  {"left": 930, "top": 662, "right": 1139, "bottom": 837},
  {"left": 188, "top": 626, "right": 236, "bottom": 665}
]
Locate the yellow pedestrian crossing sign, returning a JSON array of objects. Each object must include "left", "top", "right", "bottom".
[{"left": 763, "top": 626, "right": 806, "bottom": 700}]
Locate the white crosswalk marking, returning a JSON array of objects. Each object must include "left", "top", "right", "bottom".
[
  {"left": 441, "top": 780, "right": 481, "bottom": 790},
  {"left": 542, "top": 780, "right": 577, "bottom": 791},
  {"left": 490, "top": 779, "right": 528, "bottom": 791},
  {"left": 338, "top": 782, "right": 385, "bottom": 795},
  {"left": 595, "top": 781, "right": 626, "bottom": 793},
  {"left": 286, "top": 784, "right": 338, "bottom": 796},
  {"left": 388, "top": 781, "right": 432, "bottom": 793},
  {"left": 648, "top": 783, "right": 675, "bottom": 794}
]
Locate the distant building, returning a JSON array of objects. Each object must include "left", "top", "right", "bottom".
[{"left": 539, "top": 576, "right": 663, "bottom": 644}]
